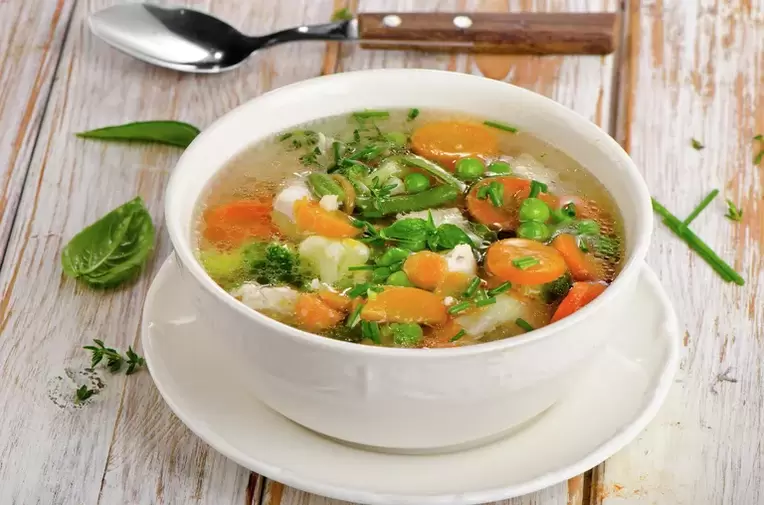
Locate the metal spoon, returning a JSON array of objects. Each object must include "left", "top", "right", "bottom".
[{"left": 88, "top": 4, "right": 618, "bottom": 74}]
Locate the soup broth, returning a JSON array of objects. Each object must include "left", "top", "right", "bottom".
[{"left": 195, "top": 109, "right": 625, "bottom": 348}]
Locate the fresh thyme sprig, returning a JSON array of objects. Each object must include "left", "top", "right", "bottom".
[{"left": 83, "top": 339, "right": 146, "bottom": 375}]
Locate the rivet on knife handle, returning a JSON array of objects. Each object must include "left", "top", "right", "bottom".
[{"left": 357, "top": 12, "right": 619, "bottom": 55}]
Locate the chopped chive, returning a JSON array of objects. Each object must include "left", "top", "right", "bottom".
[
  {"left": 487, "top": 282, "right": 511, "bottom": 296},
  {"left": 578, "top": 237, "right": 590, "bottom": 253},
  {"left": 516, "top": 318, "right": 534, "bottom": 332},
  {"left": 366, "top": 321, "right": 381, "bottom": 344},
  {"left": 725, "top": 199, "right": 743, "bottom": 222},
  {"left": 652, "top": 197, "right": 744, "bottom": 285},
  {"left": 447, "top": 301, "right": 472, "bottom": 315},
  {"left": 353, "top": 110, "right": 390, "bottom": 120},
  {"left": 528, "top": 180, "right": 548, "bottom": 198},
  {"left": 332, "top": 141, "right": 341, "bottom": 163},
  {"left": 278, "top": 132, "right": 293, "bottom": 141},
  {"left": 476, "top": 297, "right": 497, "bottom": 307},
  {"left": 449, "top": 329, "right": 466, "bottom": 342},
  {"left": 346, "top": 304, "right": 363, "bottom": 327},
  {"left": 512, "top": 256, "right": 539, "bottom": 270},
  {"left": 691, "top": 138, "right": 705, "bottom": 150},
  {"left": 353, "top": 129, "right": 361, "bottom": 143},
  {"left": 348, "top": 265, "right": 375, "bottom": 271},
  {"left": 463, "top": 277, "right": 481, "bottom": 298},
  {"left": 682, "top": 189, "right": 719, "bottom": 226},
  {"left": 347, "top": 283, "right": 372, "bottom": 298},
  {"left": 484, "top": 120, "right": 518, "bottom": 133},
  {"left": 488, "top": 181, "right": 503, "bottom": 207},
  {"left": 477, "top": 185, "right": 490, "bottom": 200},
  {"left": 407, "top": 108, "right": 420, "bottom": 121}
]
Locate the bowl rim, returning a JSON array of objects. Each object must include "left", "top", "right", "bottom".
[{"left": 165, "top": 68, "right": 653, "bottom": 358}]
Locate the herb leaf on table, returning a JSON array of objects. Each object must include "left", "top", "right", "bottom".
[
  {"left": 61, "top": 197, "right": 155, "bottom": 288},
  {"left": 76, "top": 120, "right": 201, "bottom": 148}
]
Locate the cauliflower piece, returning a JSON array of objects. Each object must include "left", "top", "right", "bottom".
[
  {"left": 298, "top": 236, "right": 370, "bottom": 285},
  {"left": 273, "top": 179, "right": 313, "bottom": 222},
  {"left": 231, "top": 283, "right": 299, "bottom": 315},
  {"left": 456, "top": 293, "right": 533, "bottom": 336},
  {"left": 442, "top": 244, "right": 477, "bottom": 276},
  {"left": 319, "top": 194, "right": 340, "bottom": 211}
]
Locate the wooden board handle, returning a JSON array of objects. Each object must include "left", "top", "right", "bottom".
[{"left": 357, "top": 12, "right": 619, "bottom": 55}]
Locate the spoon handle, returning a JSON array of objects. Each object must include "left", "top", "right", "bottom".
[{"left": 356, "top": 12, "right": 619, "bottom": 55}]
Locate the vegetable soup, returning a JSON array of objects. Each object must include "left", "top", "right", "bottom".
[{"left": 194, "top": 109, "right": 625, "bottom": 348}]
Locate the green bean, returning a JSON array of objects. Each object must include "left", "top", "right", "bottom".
[
  {"left": 400, "top": 155, "right": 467, "bottom": 192},
  {"left": 361, "top": 185, "right": 459, "bottom": 217},
  {"left": 307, "top": 173, "right": 345, "bottom": 200}
]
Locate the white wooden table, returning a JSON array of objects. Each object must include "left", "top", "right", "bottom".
[{"left": 1, "top": 1, "right": 762, "bottom": 504}]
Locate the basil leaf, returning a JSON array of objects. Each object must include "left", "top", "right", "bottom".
[
  {"left": 76, "top": 121, "right": 201, "bottom": 148},
  {"left": 434, "top": 224, "right": 473, "bottom": 250},
  {"left": 380, "top": 218, "right": 430, "bottom": 241},
  {"left": 61, "top": 197, "right": 155, "bottom": 288}
]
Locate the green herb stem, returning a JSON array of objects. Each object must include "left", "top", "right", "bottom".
[
  {"left": 447, "top": 301, "right": 472, "bottom": 315},
  {"left": 487, "top": 282, "right": 511, "bottom": 296},
  {"left": 449, "top": 329, "right": 466, "bottom": 342},
  {"left": 407, "top": 108, "right": 420, "bottom": 121},
  {"left": 488, "top": 182, "right": 504, "bottom": 207},
  {"left": 682, "top": 189, "right": 718, "bottom": 226},
  {"left": 346, "top": 304, "right": 363, "bottom": 327},
  {"left": 463, "top": 277, "right": 481, "bottom": 298},
  {"left": 515, "top": 318, "right": 534, "bottom": 332},
  {"left": 652, "top": 197, "right": 744, "bottom": 285},
  {"left": 484, "top": 120, "right": 518, "bottom": 133},
  {"left": 476, "top": 297, "right": 497, "bottom": 307}
]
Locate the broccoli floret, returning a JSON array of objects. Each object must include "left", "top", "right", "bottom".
[
  {"left": 542, "top": 272, "right": 572, "bottom": 303},
  {"left": 242, "top": 241, "right": 312, "bottom": 287}
]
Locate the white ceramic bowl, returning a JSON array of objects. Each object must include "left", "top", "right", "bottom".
[{"left": 165, "top": 69, "right": 652, "bottom": 452}]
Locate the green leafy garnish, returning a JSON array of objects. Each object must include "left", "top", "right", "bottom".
[
  {"left": 76, "top": 121, "right": 200, "bottom": 148},
  {"left": 682, "top": 189, "right": 718, "bottom": 226},
  {"left": 75, "top": 385, "right": 97, "bottom": 404},
  {"left": 483, "top": 120, "right": 518, "bottom": 133},
  {"left": 380, "top": 218, "right": 433, "bottom": 251},
  {"left": 83, "top": 339, "right": 146, "bottom": 375},
  {"left": 528, "top": 180, "right": 548, "bottom": 198},
  {"left": 331, "top": 7, "right": 353, "bottom": 21},
  {"left": 515, "top": 318, "right": 534, "bottom": 332},
  {"left": 512, "top": 256, "right": 539, "bottom": 270},
  {"left": 691, "top": 138, "right": 705, "bottom": 150},
  {"left": 432, "top": 224, "right": 473, "bottom": 250},
  {"left": 407, "top": 108, "right": 420, "bottom": 121},
  {"left": 652, "top": 197, "right": 744, "bottom": 285},
  {"left": 725, "top": 199, "right": 743, "bottom": 222},
  {"left": 754, "top": 135, "right": 763, "bottom": 165},
  {"left": 243, "top": 242, "right": 311, "bottom": 287},
  {"left": 61, "top": 197, "right": 155, "bottom": 288}
]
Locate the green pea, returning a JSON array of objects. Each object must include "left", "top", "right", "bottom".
[
  {"left": 372, "top": 267, "right": 391, "bottom": 283},
  {"left": 517, "top": 221, "right": 551, "bottom": 242},
  {"left": 518, "top": 198, "right": 551, "bottom": 223},
  {"left": 390, "top": 322, "right": 424, "bottom": 347},
  {"left": 386, "top": 270, "right": 413, "bottom": 287},
  {"left": 455, "top": 157, "right": 485, "bottom": 180},
  {"left": 577, "top": 219, "right": 600, "bottom": 236},
  {"left": 376, "top": 247, "right": 410, "bottom": 267},
  {"left": 385, "top": 131, "right": 407, "bottom": 147},
  {"left": 404, "top": 173, "right": 430, "bottom": 194},
  {"left": 487, "top": 161, "right": 511, "bottom": 174}
]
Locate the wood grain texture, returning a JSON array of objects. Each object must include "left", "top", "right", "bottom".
[
  {"left": 0, "top": 0, "right": 75, "bottom": 266},
  {"left": 0, "top": 0, "right": 339, "bottom": 504},
  {"left": 358, "top": 12, "right": 618, "bottom": 54},
  {"left": 265, "top": 0, "right": 617, "bottom": 503},
  {"left": 594, "top": 0, "right": 764, "bottom": 504}
]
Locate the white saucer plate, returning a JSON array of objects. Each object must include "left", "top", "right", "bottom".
[{"left": 142, "top": 256, "right": 679, "bottom": 505}]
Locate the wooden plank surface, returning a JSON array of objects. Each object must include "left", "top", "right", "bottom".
[
  {"left": 593, "top": 0, "right": 764, "bottom": 504},
  {"left": 0, "top": 0, "right": 76, "bottom": 264},
  {"left": 0, "top": 0, "right": 338, "bottom": 503}
]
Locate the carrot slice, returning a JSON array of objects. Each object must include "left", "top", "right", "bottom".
[
  {"left": 552, "top": 234, "right": 603, "bottom": 281},
  {"left": 318, "top": 290, "right": 352, "bottom": 312},
  {"left": 485, "top": 238, "right": 567, "bottom": 285},
  {"left": 293, "top": 198, "right": 360, "bottom": 238},
  {"left": 435, "top": 271, "right": 473, "bottom": 297},
  {"left": 466, "top": 177, "right": 559, "bottom": 230},
  {"left": 202, "top": 198, "right": 277, "bottom": 248},
  {"left": 410, "top": 121, "right": 498, "bottom": 168},
  {"left": 361, "top": 287, "right": 447, "bottom": 325},
  {"left": 403, "top": 251, "right": 448, "bottom": 290},
  {"left": 294, "top": 293, "right": 344, "bottom": 332},
  {"left": 550, "top": 282, "right": 607, "bottom": 323}
]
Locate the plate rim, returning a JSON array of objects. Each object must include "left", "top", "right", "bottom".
[{"left": 142, "top": 257, "right": 680, "bottom": 505}]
